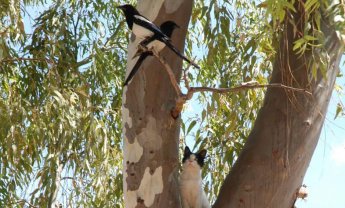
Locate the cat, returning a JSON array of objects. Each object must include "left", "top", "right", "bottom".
[{"left": 180, "top": 146, "right": 210, "bottom": 208}]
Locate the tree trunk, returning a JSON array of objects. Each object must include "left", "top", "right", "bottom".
[
  {"left": 122, "top": 1, "right": 193, "bottom": 207},
  {"left": 213, "top": 5, "right": 344, "bottom": 208}
]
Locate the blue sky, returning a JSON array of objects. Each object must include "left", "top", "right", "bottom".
[{"left": 295, "top": 64, "right": 345, "bottom": 208}]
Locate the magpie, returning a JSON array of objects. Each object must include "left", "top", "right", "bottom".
[
  {"left": 132, "top": 20, "right": 180, "bottom": 58},
  {"left": 117, "top": 4, "right": 200, "bottom": 69},
  {"left": 123, "top": 21, "right": 179, "bottom": 86}
]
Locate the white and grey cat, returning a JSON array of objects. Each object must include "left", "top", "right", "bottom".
[{"left": 180, "top": 146, "right": 210, "bottom": 208}]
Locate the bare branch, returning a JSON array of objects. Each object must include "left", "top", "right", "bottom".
[
  {"left": 144, "top": 46, "right": 182, "bottom": 96},
  {"left": 182, "top": 68, "right": 190, "bottom": 89},
  {"left": 1, "top": 57, "right": 54, "bottom": 64},
  {"left": 61, "top": 176, "right": 75, "bottom": 180},
  {"left": 7, "top": 200, "right": 38, "bottom": 208},
  {"left": 135, "top": 46, "right": 312, "bottom": 118},
  {"left": 75, "top": 45, "right": 118, "bottom": 68},
  {"left": 182, "top": 58, "right": 194, "bottom": 90},
  {"left": 188, "top": 82, "right": 312, "bottom": 97}
]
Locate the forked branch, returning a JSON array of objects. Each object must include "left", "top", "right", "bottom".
[{"left": 137, "top": 46, "right": 312, "bottom": 118}]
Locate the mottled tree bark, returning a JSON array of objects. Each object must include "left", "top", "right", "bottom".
[
  {"left": 213, "top": 4, "right": 344, "bottom": 208},
  {"left": 122, "top": 1, "right": 193, "bottom": 207}
]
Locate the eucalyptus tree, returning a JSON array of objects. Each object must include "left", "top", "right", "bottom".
[
  {"left": 0, "top": 0, "right": 344, "bottom": 207},
  {"left": 1, "top": 0, "right": 127, "bottom": 207}
]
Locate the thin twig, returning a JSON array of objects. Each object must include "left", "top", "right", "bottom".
[
  {"left": 133, "top": 46, "right": 312, "bottom": 118},
  {"left": 182, "top": 58, "right": 194, "bottom": 90},
  {"left": 7, "top": 200, "right": 38, "bottom": 208},
  {"left": 61, "top": 176, "right": 75, "bottom": 180},
  {"left": 183, "top": 68, "right": 190, "bottom": 89},
  {"left": 188, "top": 82, "right": 312, "bottom": 96},
  {"left": 139, "top": 44, "right": 182, "bottom": 96},
  {"left": 1, "top": 57, "right": 53, "bottom": 64},
  {"left": 154, "top": 52, "right": 182, "bottom": 95},
  {"left": 75, "top": 45, "right": 118, "bottom": 68}
]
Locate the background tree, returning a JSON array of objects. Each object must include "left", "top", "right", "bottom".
[
  {"left": 1, "top": 0, "right": 344, "bottom": 208},
  {"left": 1, "top": 0, "right": 127, "bottom": 207}
]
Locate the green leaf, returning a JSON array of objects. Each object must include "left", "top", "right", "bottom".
[
  {"left": 293, "top": 38, "right": 306, "bottom": 51},
  {"left": 304, "top": 35, "right": 317, "bottom": 41},
  {"left": 278, "top": 9, "right": 286, "bottom": 22},
  {"left": 334, "top": 103, "right": 343, "bottom": 119},
  {"left": 304, "top": 0, "right": 319, "bottom": 12},
  {"left": 187, "top": 120, "right": 197, "bottom": 135},
  {"left": 181, "top": 122, "right": 186, "bottom": 135}
]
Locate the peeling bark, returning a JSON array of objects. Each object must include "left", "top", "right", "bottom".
[
  {"left": 213, "top": 6, "right": 344, "bottom": 208},
  {"left": 122, "top": 1, "right": 194, "bottom": 207}
]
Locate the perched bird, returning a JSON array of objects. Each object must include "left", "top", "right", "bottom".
[
  {"left": 117, "top": 4, "right": 200, "bottom": 69},
  {"left": 123, "top": 21, "right": 179, "bottom": 86},
  {"left": 132, "top": 20, "right": 180, "bottom": 58}
]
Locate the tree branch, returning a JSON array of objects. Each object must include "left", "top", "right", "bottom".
[
  {"left": 1, "top": 57, "right": 54, "bottom": 64},
  {"left": 138, "top": 46, "right": 312, "bottom": 118},
  {"left": 61, "top": 176, "right": 75, "bottom": 180},
  {"left": 188, "top": 82, "right": 312, "bottom": 96},
  {"left": 147, "top": 47, "right": 182, "bottom": 96},
  {"left": 7, "top": 200, "right": 38, "bottom": 208}
]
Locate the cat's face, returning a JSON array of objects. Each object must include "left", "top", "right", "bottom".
[{"left": 182, "top": 146, "right": 207, "bottom": 169}]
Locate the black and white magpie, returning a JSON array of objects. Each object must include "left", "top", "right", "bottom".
[
  {"left": 123, "top": 21, "right": 179, "bottom": 86},
  {"left": 132, "top": 20, "right": 180, "bottom": 58},
  {"left": 117, "top": 4, "right": 200, "bottom": 69}
]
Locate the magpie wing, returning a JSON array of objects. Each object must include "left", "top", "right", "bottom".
[
  {"left": 140, "top": 35, "right": 156, "bottom": 46},
  {"left": 133, "top": 15, "right": 200, "bottom": 69},
  {"left": 133, "top": 15, "right": 170, "bottom": 40}
]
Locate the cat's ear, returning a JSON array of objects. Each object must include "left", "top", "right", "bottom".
[
  {"left": 198, "top": 149, "right": 207, "bottom": 159},
  {"left": 184, "top": 146, "right": 191, "bottom": 155}
]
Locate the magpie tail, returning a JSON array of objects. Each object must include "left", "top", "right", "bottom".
[
  {"left": 164, "top": 40, "right": 200, "bottom": 69},
  {"left": 123, "top": 52, "right": 151, "bottom": 86}
]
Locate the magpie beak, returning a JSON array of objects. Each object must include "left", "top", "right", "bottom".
[
  {"left": 123, "top": 21, "right": 179, "bottom": 86},
  {"left": 117, "top": 4, "right": 200, "bottom": 70}
]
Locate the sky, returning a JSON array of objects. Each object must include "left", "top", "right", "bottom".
[
  {"left": 20, "top": 2, "right": 345, "bottom": 207},
  {"left": 295, "top": 64, "right": 345, "bottom": 208}
]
